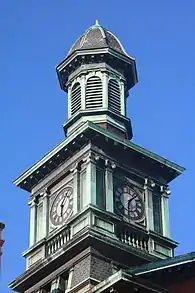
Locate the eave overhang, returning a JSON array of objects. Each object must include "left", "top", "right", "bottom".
[
  {"left": 56, "top": 47, "right": 138, "bottom": 92},
  {"left": 92, "top": 270, "right": 169, "bottom": 293},
  {"left": 14, "top": 121, "right": 185, "bottom": 192},
  {"left": 127, "top": 251, "right": 195, "bottom": 287}
]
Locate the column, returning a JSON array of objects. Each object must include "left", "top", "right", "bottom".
[
  {"left": 84, "top": 155, "right": 96, "bottom": 207},
  {"left": 161, "top": 193, "right": 170, "bottom": 238},
  {"left": 29, "top": 197, "right": 37, "bottom": 247},
  {"left": 120, "top": 80, "right": 125, "bottom": 116},
  {"left": 105, "top": 164, "right": 114, "bottom": 213},
  {"left": 72, "top": 165, "right": 79, "bottom": 215},
  {"left": 144, "top": 180, "right": 154, "bottom": 231},
  {"left": 50, "top": 276, "right": 66, "bottom": 293},
  {"left": 67, "top": 85, "right": 71, "bottom": 118},
  {"left": 41, "top": 189, "right": 49, "bottom": 238},
  {"left": 102, "top": 72, "right": 108, "bottom": 108},
  {"left": 81, "top": 75, "right": 86, "bottom": 110},
  {"left": 67, "top": 268, "right": 74, "bottom": 290}
]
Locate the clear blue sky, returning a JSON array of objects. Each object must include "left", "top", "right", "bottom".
[{"left": 0, "top": 1, "right": 195, "bottom": 292}]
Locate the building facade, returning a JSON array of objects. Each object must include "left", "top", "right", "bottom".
[{"left": 9, "top": 22, "right": 194, "bottom": 293}]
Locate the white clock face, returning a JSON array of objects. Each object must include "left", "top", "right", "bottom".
[{"left": 50, "top": 186, "right": 73, "bottom": 226}]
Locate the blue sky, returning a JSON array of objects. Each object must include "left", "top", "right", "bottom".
[{"left": 0, "top": 1, "right": 195, "bottom": 292}]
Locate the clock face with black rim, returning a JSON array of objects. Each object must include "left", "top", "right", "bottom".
[
  {"left": 50, "top": 186, "right": 73, "bottom": 226},
  {"left": 115, "top": 184, "right": 145, "bottom": 221}
]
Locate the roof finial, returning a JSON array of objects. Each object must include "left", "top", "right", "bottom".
[{"left": 95, "top": 20, "right": 100, "bottom": 26}]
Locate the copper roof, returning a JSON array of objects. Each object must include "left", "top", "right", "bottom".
[{"left": 67, "top": 20, "right": 129, "bottom": 57}]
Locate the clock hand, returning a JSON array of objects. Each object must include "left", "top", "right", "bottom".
[
  {"left": 129, "top": 194, "right": 137, "bottom": 203},
  {"left": 60, "top": 203, "right": 64, "bottom": 217},
  {"left": 60, "top": 191, "right": 68, "bottom": 216},
  {"left": 127, "top": 194, "right": 137, "bottom": 211}
]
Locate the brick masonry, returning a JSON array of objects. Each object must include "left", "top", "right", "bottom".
[
  {"left": 71, "top": 251, "right": 113, "bottom": 288},
  {"left": 90, "top": 256, "right": 113, "bottom": 281}
]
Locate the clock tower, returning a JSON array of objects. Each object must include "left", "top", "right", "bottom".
[{"left": 9, "top": 21, "right": 184, "bottom": 293}]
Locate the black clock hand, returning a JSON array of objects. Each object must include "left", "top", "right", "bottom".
[
  {"left": 129, "top": 194, "right": 137, "bottom": 203},
  {"left": 127, "top": 194, "right": 137, "bottom": 211},
  {"left": 60, "top": 191, "right": 68, "bottom": 216},
  {"left": 60, "top": 202, "right": 64, "bottom": 217}
]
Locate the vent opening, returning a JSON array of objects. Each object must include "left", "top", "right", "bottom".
[
  {"left": 85, "top": 76, "right": 103, "bottom": 109},
  {"left": 71, "top": 83, "right": 81, "bottom": 115},
  {"left": 108, "top": 79, "right": 121, "bottom": 114}
]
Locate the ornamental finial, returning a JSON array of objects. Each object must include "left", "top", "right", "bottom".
[{"left": 95, "top": 20, "right": 100, "bottom": 26}]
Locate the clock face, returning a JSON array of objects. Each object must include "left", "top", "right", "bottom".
[
  {"left": 50, "top": 186, "right": 73, "bottom": 226},
  {"left": 115, "top": 185, "right": 144, "bottom": 221}
]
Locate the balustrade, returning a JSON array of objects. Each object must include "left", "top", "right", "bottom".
[
  {"left": 116, "top": 225, "right": 149, "bottom": 252},
  {"left": 46, "top": 226, "right": 71, "bottom": 256}
]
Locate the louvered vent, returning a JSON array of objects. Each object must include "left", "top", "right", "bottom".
[
  {"left": 71, "top": 83, "right": 81, "bottom": 115},
  {"left": 85, "top": 76, "right": 103, "bottom": 109},
  {"left": 108, "top": 79, "right": 121, "bottom": 114}
]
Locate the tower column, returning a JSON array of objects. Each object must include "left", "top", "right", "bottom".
[
  {"left": 83, "top": 154, "right": 96, "bottom": 207},
  {"left": 120, "top": 80, "right": 125, "bottom": 115},
  {"left": 50, "top": 276, "right": 66, "bottom": 293},
  {"left": 41, "top": 189, "right": 49, "bottom": 238},
  {"left": 105, "top": 161, "right": 114, "bottom": 212},
  {"left": 72, "top": 164, "right": 80, "bottom": 215},
  {"left": 67, "top": 86, "right": 71, "bottom": 118},
  {"left": 102, "top": 72, "right": 108, "bottom": 108},
  {"left": 161, "top": 193, "right": 170, "bottom": 238},
  {"left": 29, "top": 197, "right": 37, "bottom": 246},
  {"left": 81, "top": 75, "right": 86, "bottom": 110},
  {"left": 144, "top": 180, "right": 154, "bottom": 231}
]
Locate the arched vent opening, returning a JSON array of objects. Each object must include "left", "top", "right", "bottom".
[
  {"left": 85, "top": 76, "right": 103, "bottom": 109},
  {"left": 71, "top": 83, "right": 81, "bottom": 115},
  {"left": 108, "top": 79, "right": 121, "bottom": 114}
]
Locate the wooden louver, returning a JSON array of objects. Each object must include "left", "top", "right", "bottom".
[
  {"left": 71, "top": 83, "right": 81, "bottom": 115},
  {"left": 85, "top": 76, "right": 103, "bottom": 109},
  {"left": 108, "top": 79, "right": 121, "bottom": 114}
]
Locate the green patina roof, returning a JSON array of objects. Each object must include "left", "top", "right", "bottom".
[
  {"left": 89, "top": 122, "right": 185, "bottom": 174},
  {"left": 128, "top": 251, "right": 195, "bottom": 275},
  {"left": 14, "top": 121, "right": 185, "bottom": 190}
]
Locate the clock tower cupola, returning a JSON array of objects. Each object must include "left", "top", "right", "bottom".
[
  {"left": 9, "top": 22, "right": 184, "bottom": 293},
  {"left": 57, "top": 20, "right": 137, "bottom": 139}
]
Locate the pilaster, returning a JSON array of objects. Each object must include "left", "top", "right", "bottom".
[
  {"left": 144, "top": 179, "right": 154, "bottom": 231},
  {"left": 41, "top": 189, "right": 49, "bottom": 238},
  {"left": 29, "top": 197, "right": 37, "bottom": 247},
  {"left": 67, "top": 268, "right": 74, "bottom": 291},
  {"left": 120, "top": 80, "right": 125, "bottom": 115},
  {"left": 84, "top": 154, "right": 96, "bottom": 207},
  {"left": 105, "top": 161, "right": 114, "bottom": 213},
  {"left": 68, "top": 86, "right": 71, "bottom": 118},
  {"left": 103, "top": 72, "right": 108, "bottom": 108},
  {"left": 161, "top": 193, "right": 170, "bottom": 238},
  {"left": 81, "top": 75, "right": 86, "bottom": 110},
  {"left": 50, "top": 276, "right": 66, "bottom": 293},
  {"left": 72, "top": 164, "right": 80, "bottom": 215}
]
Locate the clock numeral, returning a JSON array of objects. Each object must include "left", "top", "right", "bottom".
[
  {"left": 134, "top": 211, "right": 138, "bottom": 218},
  {"left": 53, "top": 213, "right": 58, "bottom": 219}
]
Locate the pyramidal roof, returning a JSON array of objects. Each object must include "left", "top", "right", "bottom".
[{"left": 67, "top": 20, "right": 129, "bottom": 57}]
